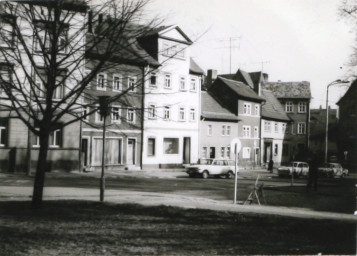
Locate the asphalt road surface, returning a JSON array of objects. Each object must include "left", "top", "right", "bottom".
[{"left": 0, "top": 171, "right": 355, "bottom": 213}]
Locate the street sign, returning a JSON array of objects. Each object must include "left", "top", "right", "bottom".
[
  {"left": 230, "top": 138, "right": 242, "bottom": 154},
  {"left": 231, "top": 138, "right": 241, "bottom": 205}
]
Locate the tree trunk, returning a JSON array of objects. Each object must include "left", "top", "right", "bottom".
[{"left": 31, "top": 132, "right": 50, "bottom": 209}]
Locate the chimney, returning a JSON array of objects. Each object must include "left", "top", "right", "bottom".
[
  {"left": 262, "top": 73, "right": 269, "bottom": 83},
  {"left": 206, "top": 69, "right": 217, "bottom": 89}
]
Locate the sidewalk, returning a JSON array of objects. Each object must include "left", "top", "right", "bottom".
[{"left": 1, "top": 184, "right": 356, "bottom": 223}]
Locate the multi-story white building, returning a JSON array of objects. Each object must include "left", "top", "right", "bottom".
[
  {"left": 137, "top": 26, "right": 202, "bottom": 168},
  {"left": 260, "top": 89, "right": 290, "bottom": 166}
]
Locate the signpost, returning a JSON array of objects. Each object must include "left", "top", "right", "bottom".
[{"left": 230, "top": 138, "right": 241, "bottom": 204}]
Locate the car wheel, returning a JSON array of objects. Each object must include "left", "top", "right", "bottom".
[
  {"left": 202, "top": 171, "right": 209, "bottom": 179},
  {"left": 226, "top": 171, "right": 234, "bottom": 179}
]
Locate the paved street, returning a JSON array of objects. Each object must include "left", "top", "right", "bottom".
[{"left": 0, "top": 169, "right": 356, "bottom": 222}]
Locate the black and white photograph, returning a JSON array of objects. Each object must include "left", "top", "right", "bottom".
[{"left": 0, "top": 0, "right": 356, "bottom": 255}]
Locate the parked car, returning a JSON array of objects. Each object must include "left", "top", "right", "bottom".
[
  {"left": 277, "top": 161, "right": 309, "bottom": 177},
  {"left": 318, "top": 163, "right": 349, "bottom": 178},
  {"left": 186, "top": 158, "right": 237, "bottom": 179}
]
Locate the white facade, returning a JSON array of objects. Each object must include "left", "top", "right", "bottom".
[
  {"left": 260, "top": 119, "right": 287, "bottom": 166},
  {"left": 142, "top": 27, "right": 200, "bottom": 167}
]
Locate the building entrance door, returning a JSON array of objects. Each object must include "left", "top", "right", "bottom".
[
  {"left": 183, "top": 137, "right": 191, "bottom": 164},
  {"left": 127, "top": 139, "right": 136, "bottom": 165},
  {"left": 209, "top": 147, "right": 215, "bottom": 159},
  {"left": 81, "top": 138, "right": 88, "bottom": 167},
  {"left": 264, "top": 142, "right": 272, "bottom": 163}
]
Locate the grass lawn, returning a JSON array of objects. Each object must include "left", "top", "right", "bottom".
[{"left": 0, "top": 200, "right": 355, "bottom": 255}]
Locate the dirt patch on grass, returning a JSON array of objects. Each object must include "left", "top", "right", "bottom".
[{"left": 0, "top": 200, "right": 355, "bottom": 255}]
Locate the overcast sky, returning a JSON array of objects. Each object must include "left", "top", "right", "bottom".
[{"left": 146, "top": 0, "right": 355, "bottom": 108}]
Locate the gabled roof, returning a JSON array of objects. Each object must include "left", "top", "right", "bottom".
[
  {"left": 86, "top": 33, "right": 160, "bottom": 67},
  {"left": 249, "top": 71, "right": 263, "bottom": 89},
  {"left": 262, "top": 81, "right": 311, "bottom": 99},
  {"left": 234, "top": 69, "right": 255, "bottom": 89},
  {"left": 337, "top": 79, "right": 355, "bottom": 105},
  {"left": 141, "top": 25, "right": 193, "bottom": 45},
  {"left": 216, "top": 77, "right": 265, "bottom": 102},
  {"left": 201, "top": 91, "right": 239, "bottom": 121},
  {"left": 261, "top": 89, "right": 290, "bottom": 122},
  {"left": 190, "top": 58, "right": 205, "bottom": 75}
]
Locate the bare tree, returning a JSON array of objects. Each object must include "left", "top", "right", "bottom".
[
  {"left": 339, "top": 0, "right": 357, "bottom": 77},
  {"left": 0, "top": 0, "right": 161, "bottom": 209}
]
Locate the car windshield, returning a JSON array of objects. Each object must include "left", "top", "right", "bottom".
[{"left": 197, "top": 159, "right": 213, "bottom": 165}]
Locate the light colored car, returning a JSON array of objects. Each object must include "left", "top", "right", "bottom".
[
  {"left": 186, "top": 159, "right": 238, "bottom": 179},
  {"left": 277, "top": 161, "right": 309, "bottom": 177},
  {"left": 318, "top": 163, "right": 348, "bottom": 178}
]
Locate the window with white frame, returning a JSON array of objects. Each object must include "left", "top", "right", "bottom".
[
  {"left": 0, "top": 126, "right": 6, "bottom": 146},
  {"left": 298, "top": 102, "right": 307, "bottom": 113},
  {"left": 282, "top": 123, "right": 286, "bottom": 134},
  {"left": 285, "top": 101, "right": 293, "bottom": 112},
  {"left": 297, "top": 122, "right": 306, "bottom": 134},
  {"left": 243, "top": 126, "right": 251, "bottom": 138},
  {"left": 220, "top": 147, "right": 225, "bottom": 158},
  {"left": 111, "top": 106, "right": 121, "bottom": 123},
  {"left": 190, "top": 78, "right": 196, "bottom": 91},
  {"left": 164, "top": 74, "right": 171, "bottom": 89},
  {"left": 189, "top": 108, "right": 196, "bottom": 121},
  {"left": 226, "top": 146, "right": 230, "bottom": 158},
  {"left": 264, "top": 121, "right": 271, "bottom": 132},
  {"left": 97, "top": 73, "right": 106, "bottom": 90},
  {"left": 179, "top": 76, "right": 186, "bottom": 91},
  {"left": 179, "top": 107, "right": 185, "bottom": 121},
  {"left": 49, "top": 129, "right": 62, "bottom": 147},
  {"left": 95, "top": 107, "right": 104, "bottom": 123},
  {"left": 164, "top": 106, "right": 171, "bottom": 120},
  {"left": 113, "top": 75, "right": 122, "bottom": 91},
  {"left": 242, "top": 147, "right": 251, "bottom": 159},
  {"left": 53, "top": 83, "right": 64, "bottom": 100},
  {"left": 243, "top": 103, "right": 251, "bottom": 115},
  {"left": 148, "top": 104, "right": 156, "bottom": 119},
  {"left": 255, "top": 105, "right": 260, "bottom": 116},
  {"left": 221, "top": 125, "right": 226, "bottom": 136},
  {"left": 150, "top": 72, "right": 157, "bottom": 87},
  {"left": 127, "top": 108, "right": 135, "bottom": 123},
  {"left": 34, "top": 128, "right": 62, "bottom": 148},
  {"left": 128, "top": 76, "right": 136, "bottom": 92},
  {"left": 227, "top": 125, "right": 231, "bottom": 136},
  {"left": 285, "top": 124, "right": 290, "bottom": 134},
  {"left": 202, "top": 147, "right": 207, "bottom": 158},
  {"left": 0, "top": 21, "right": 14, "bottom": 47},
  {"left": 254, "top": 126, "right": 259, "bottom": 138},
  {"left": 0, "top": 65, "right": 12, "bottom": 87},
  {"left": 274, "top": 123, "right": 279, "bottom": 133},
  {"left": 35, "top": 75, "right": 44, "bottom": 97},
  {"left": 207, "top": 124, "right": 212, "bottom": 136}
]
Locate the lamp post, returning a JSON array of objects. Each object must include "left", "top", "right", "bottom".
[
  {"left": 98, "top": 96, "right": 111, "bottom": 202},
  {"left": 324, "top": 79, "right": 349, "bottom": 163}
]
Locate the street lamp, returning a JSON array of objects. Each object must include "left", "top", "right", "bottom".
[{"left": 324, "top": 79, "right": 349, "bottom": 163}]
